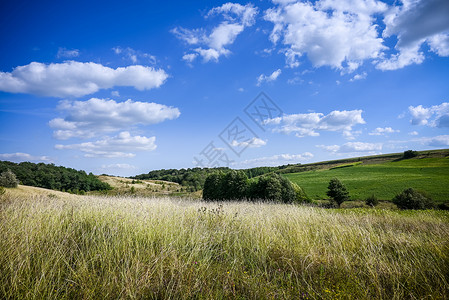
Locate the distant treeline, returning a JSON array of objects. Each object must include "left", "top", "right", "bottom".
[
  {"left": 131, "top": 166, "right": 289, "bottom": 191},
  {"left": 0, "top": 161, "right": 111, "bottom": 193}
]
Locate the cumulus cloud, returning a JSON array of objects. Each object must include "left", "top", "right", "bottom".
[
  {"left": 318, "top": 141, "right": 382, "bottom": 153},
  {"left": 57, "top": 47, "right": 80, "bottom": 58},
  {"left": 378, "top": 0, "right": 449, "bottom": 70},
  {"left": 49, "top": 98, "right": 180, "bottom": 139},
  {"left": 0, "top": 61, "right": 168, "bottom": 98},
  {"left": 265, "top": 0, "right": 387, "bottom": 70},
  {"left": 369, "top": 127, "right": 400, "bottom": 136},
  {"left": 257, "top": 69, "right": 282, "bottom": 86},
  {"left": 0, "top": 153, "right": 52, "bottom": 163},
  {"left": 231, "top": 137, "right": 267, "bottom": 148},
  {"left": 267, "top": 109, "right": 365, "bottom": 138},
  {"left": 55, "top": 132, "right": 156, "bottom": 158},
  {"left": 408, "top": 102, "right": 449, "bottom": 127},
  {"left": 172, "top": 3, "right": 258, "bottom": 63},
  {"left": 235, "top": 152, "right": 313, "bottom": 168}
]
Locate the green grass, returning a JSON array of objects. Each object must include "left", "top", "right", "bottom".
[
  {"left": 285, "top": 157, "right": 449, "bottom": 202},
  {"left": 1, "top": 194, "right": 448, "bottom": 299}
]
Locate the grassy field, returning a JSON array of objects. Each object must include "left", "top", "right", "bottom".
[
  {"left": 285, "top": 157, "right": 449, "bottom": 202},
  {"left": 1, "top": 191, "right": 448, "bottom": 299}
]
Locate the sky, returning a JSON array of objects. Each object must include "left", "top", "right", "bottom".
[{"left": 0, "top": 0, "right": 448, "bottom": 177}]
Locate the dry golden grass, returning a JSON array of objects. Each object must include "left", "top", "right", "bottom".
[{"left": 1, "top": 192, "right": 448, "bottom": 299}]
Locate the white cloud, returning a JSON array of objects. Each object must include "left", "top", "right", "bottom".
[
  {"left": 112, "top": 47, "right": 157, "bottom": 64},
  {"left": 318, "top": 141, "right": 382, "bottom": 153},
  {"left": 349, "top": 72, "right": 367, "bottom": 82},
  {"left": 369, "top": 127, "right": 400, "bottom": 136},
  {"left": 378, "top": 0, "right": 449, "bottom": 70},
  {"left": 111, "top": 90, "right": 120, "bottom": 97},
  {"left": 55, "top": 132, "right": 156, "bottom": 158},
  {"left": 231, "top": 137, "right": 267, "bottom": 148},
  {"left": 235, "top": 152, "right": 314, "bottom": 167},
  {"left": 57, "top": 48, "right": 80, "bottom": 58},
  {"left": 268, "top": 109, "right": 365, "bottom": 138},
  {"left": 257, "top": 69, "right": 282, "bottom": 86},
  {"left": 265, "top": 0, "right": 387, "bottom": 70},
  {"left": 409, "top": 131, "right": 419, "bottom": 136},
  {"left": 0, "top": 61, "right": 168, "bottom": 98},
  {"left": 408, "top": 102, "right": 449, "bottom": 127},
  {"left": 172, "top": 3, "right": 258, "bottom": 63},
  {"left": 238, "top": 87, "right": 245, "bottom": 92},
  {"left": 49, "top": 98, "right": 180, "bottom": 139},
  {"left": 427, "top": 135, "right": 449, "bottom": 147},
  {"left": 100, "top": 163, "right": 137, "bottom": 170},
  {"left": 428, "top": 33, "right": 449, "bottom": 56},
  {"left": 0, "top": 153, "right": 52, "bottom": 163},
  {"left": 182, "top": 53, "right": 198, "bottom": 63}
]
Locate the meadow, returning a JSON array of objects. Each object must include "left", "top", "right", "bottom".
[
  {"left": 1, "top": 192, "right": 448, "bottom": 299},
  {"left": 285, "top": 157, "right": 449, "bottom": 202}
]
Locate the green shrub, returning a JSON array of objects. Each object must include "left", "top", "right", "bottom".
[
  {"left": 365, "top": 194, "right": 379, "bottom": 207},
  {"left": 0, "top": 186, "right": 5, "bottom": 195},
  {"left": 403, "top": 150, "right": 418, "bottom": 159},
  {"left": 0, "top": 169, "right": 19, "bottom": 188},
  {"left": 392, "top": 188, "right": 434, "bottom": 209},
  {"left": 326, "top": 178, "right": 350, "bottom": 208}
]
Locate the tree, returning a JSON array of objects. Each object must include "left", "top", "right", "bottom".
[
  {"left": 0, "top": 169, "right": 19, "bottom": 188},
  {"left": 403, "top": 150, "right": 418, "bottom": 159},
  {"left": 392, "top": 188, "right": 434, "bottom": 209},
  {"left": 326, "top": 178, "right": 350, "bottom": 207}
]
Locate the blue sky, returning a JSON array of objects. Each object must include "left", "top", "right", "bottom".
[{"left": 0, "top": 0, "right": 448, "bottom": 176}]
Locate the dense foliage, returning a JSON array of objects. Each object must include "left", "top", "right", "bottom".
[
  {"left": 393, "top": 188, "right": 434, "bottom": 209},
  {"left": 326, "top": 178, "right": 350, "bottom": 207},
  {"left": 203, "top": 171, "right": 308, "bottom": 203},
  {"left": 132, "top": 166, "right": 281, "bottom": 191},
  {"left": 403, "top": 150, "right": 418, "bottom": 159},
  {"left": 0, "top": 169, "right": 19, "bottom": 188},
  {"left": 0, "top": 161, "right": 111, "bottom": 193}
]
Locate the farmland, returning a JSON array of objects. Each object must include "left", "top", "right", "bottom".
[{"left": 285, "top": 156, "right": 449, "bottom": 203}]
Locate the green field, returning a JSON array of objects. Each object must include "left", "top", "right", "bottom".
[{"left": 285, "top": 157, "right": 449, "bottom": 202}]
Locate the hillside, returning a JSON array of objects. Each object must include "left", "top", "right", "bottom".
[{"left": 285, "top": 154, "right": 449, "bottom": 202}]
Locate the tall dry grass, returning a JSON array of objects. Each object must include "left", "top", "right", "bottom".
[{"left": 0, "top": 194, "right": 448, "bottom": 299}]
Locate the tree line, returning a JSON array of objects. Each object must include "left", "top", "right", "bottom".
[
  {"left": 0, "top": 161, "right": 111, "bottom": 193},
  {"left": 132, "top": 166, "right": 285, "bottom": 191},
  {"left": 202, "top": 171, "right": 309, "bottom": 203}
]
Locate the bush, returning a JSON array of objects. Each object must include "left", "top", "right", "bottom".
[
  {"left": 203, "top": 172, "right": 301, "bottom": 203},
  {"left": 0, "top": 169, "right": 19, "bottom": 188},
  {"left": 365, "top": 194, "right": 379, "bottom": 207},
  {"left": 403, "top": 150, "right": 418, "bottom": 159},
  {"left": 0, "top": 186, "right": 5, "bottom": 195},
  {"left": 326, "top": 178, "right": 350, "bottom": 208},
  {"left": 392, "top": 188, "right": 434, "bottom": 209}
]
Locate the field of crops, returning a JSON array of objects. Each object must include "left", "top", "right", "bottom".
[{"left": 285, "top": 157, "right": 449, "bottom": 202}]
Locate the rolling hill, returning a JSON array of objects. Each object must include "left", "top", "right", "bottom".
[{"left": 284, "top": 150, "right": 449, "bottom": 202}]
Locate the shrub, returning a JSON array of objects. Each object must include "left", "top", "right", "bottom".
[
  {"left": 403, "top": 150, "right": 418, "bottom": 159},
  {"left": 365, "top": 194, "right": 379, "bottom": 207},
  {"left": 326, "top": 178, "right": 350, "bottom": 208},
  {"left": 392, "top": 188, "right": 434, "bottom": 209},
  {"left": 0, "top": 169, "right": 19, "bottom": 188},
  {"left": 0, "top": 186, "right": 5, "bottom": 195}
]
